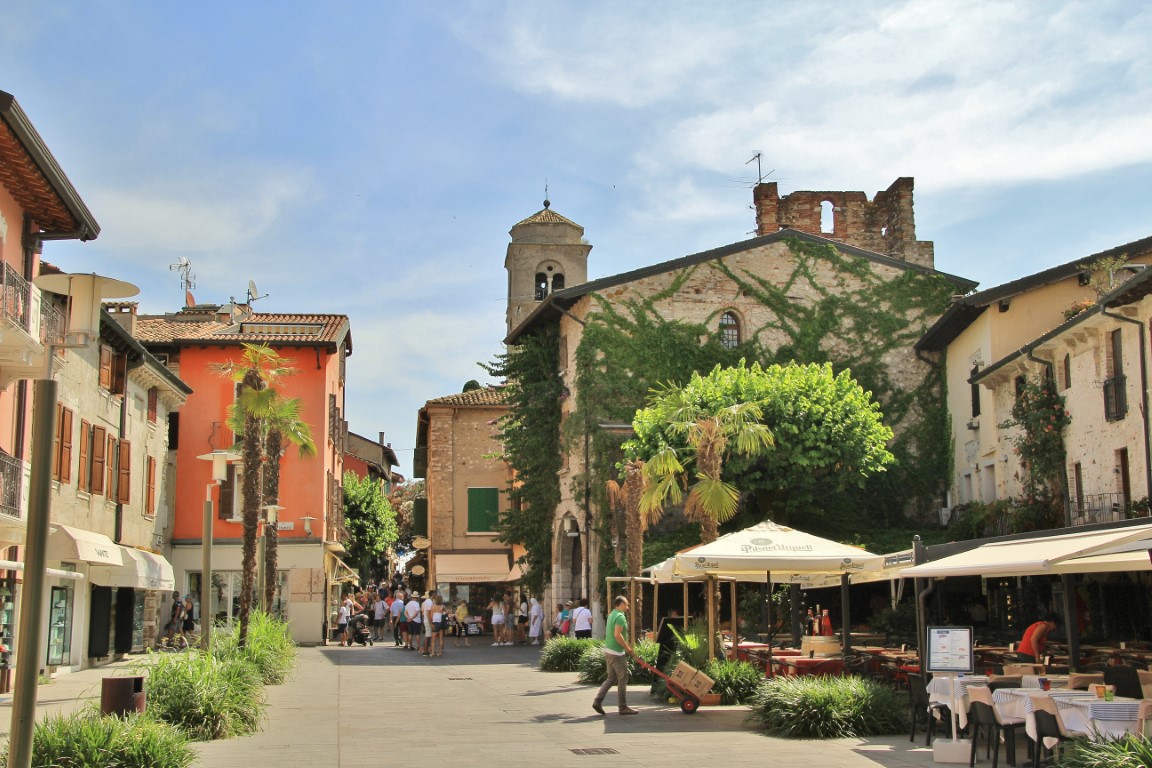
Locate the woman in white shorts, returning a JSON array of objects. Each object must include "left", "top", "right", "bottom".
[{"left": 488, "top": 595, "right": 505, "bottom": 645}]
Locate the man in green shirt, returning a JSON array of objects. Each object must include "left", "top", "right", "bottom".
[{"left": 593, "top": 595, "right": 638, "bottom": 716}]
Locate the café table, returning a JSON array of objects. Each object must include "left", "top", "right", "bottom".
[
  {"left": 773, "top": 656, "right": 844, "bottom": 677},
  {"left": 991, "top": 688, "right": 1097, "bottom": 747},
  {"left": 926, "top": 675, "right": 990, "bottom": 728},
  {"left": 1054, "top": 695, "right": 1145, "bottom": 740}
]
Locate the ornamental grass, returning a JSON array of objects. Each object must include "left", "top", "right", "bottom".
[
  {"left": 211, "top": 610, "right": 298, "bottom": 685},
  {"left": 0, "top": 711, "right": 195, "bottom": 768},
  {"left": 1057, "top": 735, "right": 1152, "bottom": 768},
  {"left": 144, "top": 649, "right": 265, "bottom": 740},
  {"left": 748, "top": 674, "right": 908, "bottom": 739},
  {"left": 576, "top": 639, "right": 659, "bottom": 685},
  {"left": 539, "top": 636, "right": 599, "bottom": 672}
]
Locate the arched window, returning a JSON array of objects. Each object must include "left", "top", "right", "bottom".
[
  {"left": 820, "top": 200, "right": 835, "bottom": 234},
  {"left": 719, "top": 312, "right": 740, "bottom": 349},
  {"left": 551, "top": 273, "right": 565, "bottom": 291},
  {"left": 534, "top": 273, "right": 548, "bottom": 301}
]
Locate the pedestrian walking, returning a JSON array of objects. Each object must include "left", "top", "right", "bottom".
[
  {"left": 455, "top": 599, "right": 471, "bottom": 647},
  {"left": 592, "top": 595, "right": 638, "bottom": 716},
  {"left": 572, "top": 598, "right": 593, "bottom": 639},
  {"left": 404, "top": 591, "right": 422, "bottom": 650},
  {"left": 528, "top": 597, "right": 543, "bottom": 644},
  {"left": 488, "top": 594, "right": 506, "bottom": 646},
  {"left": 391, "top": 589, "right": 406, "bottom": 646},
  {"left": 372, "top": 589, "right": 388, "bottom": 642},
  {"left": 430, "top": 594, "right": 446, "bottom": 656}
]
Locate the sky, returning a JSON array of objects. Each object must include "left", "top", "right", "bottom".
[{"left": 2, "top": 1, "right": 1150, "bottom": 477}]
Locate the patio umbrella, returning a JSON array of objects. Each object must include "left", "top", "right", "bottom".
[{"left": 672, "top": 521, "right": 884, "bottom": 664}]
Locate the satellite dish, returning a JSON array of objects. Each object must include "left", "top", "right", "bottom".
[
  {"left": 185, "top": 290, "right": 196, "bottom": 307},
  {"left": 412, "top": 536, "right": 431, "bottom": 550},
  {"left": 247, "top": 279, "right": 268, "bottom": 304}
]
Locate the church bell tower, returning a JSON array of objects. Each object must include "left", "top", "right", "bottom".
[{"left": 505, "top": 199, "right": 591, "bottom": 336}]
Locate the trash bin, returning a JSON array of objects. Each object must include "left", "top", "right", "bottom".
[{"left": 100, "top": 676, "right": 146, "bottom": 716}]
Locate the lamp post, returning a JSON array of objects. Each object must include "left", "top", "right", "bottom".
[
  {"left": 7, "top": 274, "right": 137, "bottom": 768},
  {"left": 197, "top": 450, "right": 238, "bottom": 651}
]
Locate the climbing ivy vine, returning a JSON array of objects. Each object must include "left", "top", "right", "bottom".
[{"left": 482, "top": 325, "right": 562, "bottom": 594}]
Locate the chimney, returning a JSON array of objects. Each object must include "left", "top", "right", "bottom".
[
  {"left": 104, "top": 301, "right": 138, "bottom": 336},
  {"left": 753, "top": 182, "right": 780, "bottom": 236}
]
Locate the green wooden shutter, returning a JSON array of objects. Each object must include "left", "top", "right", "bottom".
[
  {"left": 467, "top": 488, "right": 500, "bottom": 533},
  {"left": 412, "top": 498, "right": 428, "bottom": 537}
]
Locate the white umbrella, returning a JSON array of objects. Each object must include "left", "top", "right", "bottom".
[{"left": 672, "top": 521, "right": 884, "bottom": 578}]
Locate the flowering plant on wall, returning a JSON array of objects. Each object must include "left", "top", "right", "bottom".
[{"left": 1000, "top": 375, "right": 1072, "bottom": 504}]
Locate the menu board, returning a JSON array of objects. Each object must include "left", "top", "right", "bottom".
[{"left": 926, "top": 626, "right": 974, "bottom": 674}]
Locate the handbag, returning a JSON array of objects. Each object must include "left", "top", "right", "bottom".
[{"left": 559, "top": 619, "right": 571, "bottom": 635}]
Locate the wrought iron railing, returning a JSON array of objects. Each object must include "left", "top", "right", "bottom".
[
  {"left": 0, "top": 262, "right": 31, "bottom": 333},
  {"left": 39, "top": 299, "right": 65, "bottom": 347},
  {"left": 0, "top": 449, "right": 23, "bottom": 520},
  {"left": 1070, "top": 492, "right": 1131, "bottom": 526}
]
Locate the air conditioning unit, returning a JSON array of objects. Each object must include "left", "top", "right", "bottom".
[
  {"left": 966, "top": 418, "right": 980, "bottom": 430},
  {"left": 939, "top": 507, "right": 953, "bottom": 526}
]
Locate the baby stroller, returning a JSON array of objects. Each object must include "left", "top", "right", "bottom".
[{"left": 350, "top": 613, "right": 373, "bottom": 646}]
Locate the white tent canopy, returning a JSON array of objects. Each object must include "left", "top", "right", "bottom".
[
  {"left": 672, "top": 521, "right": 884, "bottom": 578},
  {"left": 902, "top": 523, "right": 1152, "bottom": 578}
]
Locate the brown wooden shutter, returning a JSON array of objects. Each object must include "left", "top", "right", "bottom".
[
  {"left": 111, "top": 353, "right": 127, "bottom": 395},
  {"left": 147, "top": 387, "right": 158, "bottom": 422},
  {"left": 218, "top": 465, "right": 234, "bottom": 519},
  {"left": 59, "top": 406, "right": 73, "bottom": 484},
  {"left": 145, "top": 456, "right": 156, "bottom": 516},
  {"left": 117, "top": 440, "right": 131, "bottom": 504},
  {"left": 78, "top": 421, "right": 90, "bottom": 491},
  {"left": 52, "top": 403, "right": 62, "bottom": 481},
  {"left": 98, "top": 346, "right": 112, "bottom": 390},
  {"left": 90, "top": 426, "right": 106, "bottom": 495}
]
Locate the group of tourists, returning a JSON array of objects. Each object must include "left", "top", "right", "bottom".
[
  {"left": 335, "top": 584, "right": 480, "bottom": 656},
  {"left": 485, "top": 591, "right": 548, "bottom": 645},
  {"left": 160, "top": 591, "right": 197, "bottom": 648}
]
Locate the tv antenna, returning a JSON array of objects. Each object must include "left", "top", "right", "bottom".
[
  {"left": 169, "top": 257, "right": 196, "bottom": 306},
  {"left": 745, "top": 153, "right": 774, "bottom": 185},
  {"left": 246, "top": 279, "right": 269, "bottom": 305}
]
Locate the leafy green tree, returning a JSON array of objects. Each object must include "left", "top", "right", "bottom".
[
  {"left": 343, "top": 471, "right": 399, "bottom": 580},
  {"left": 626, "top": 361, "right": 895, "bottom": 530},
  {"left": 214, "top": 343, "right": 294, "bottom": 647}
]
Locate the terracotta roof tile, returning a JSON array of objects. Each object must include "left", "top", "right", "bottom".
[
  {"left": 136, "top": 312, "right": 349, "bottom": 347},
  {"left": 513, "top": 206, "right": 580, "bottom": 229},
  {"left": 426, "top": 387, "right": 507, "bottom": 407}
]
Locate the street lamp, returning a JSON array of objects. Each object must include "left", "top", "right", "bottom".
[
  {"left": 197, "top": 450, "right": 239, "bottom": 650},
  {"left": 7, "top": 274, "right": 138, "bottom": 768}
]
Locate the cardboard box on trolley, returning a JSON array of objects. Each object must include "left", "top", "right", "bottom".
[{"left": 668, "top": 661, "right": 714, "bottom": 698}]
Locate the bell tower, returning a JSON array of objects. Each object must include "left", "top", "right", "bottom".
[{"left": 505, "top": 199, "right": 591, "bottom": 336}]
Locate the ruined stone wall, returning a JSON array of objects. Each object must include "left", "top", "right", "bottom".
[{"left": 754, "top": 177, "right": 934, "bottom": 269}]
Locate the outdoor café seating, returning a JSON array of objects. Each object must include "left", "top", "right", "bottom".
[
  {"left": 907, "top": 672, "right": 948, "bottom": 746},
  {"left": 1104, "top": 665, "right": 1144, "bottom": 700},
  {"left": 967, "top": 685, "right": 1025, "bottom": 768}
]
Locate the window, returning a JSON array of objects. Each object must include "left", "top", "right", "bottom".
[
  {"left": 534, "top": 272, "right": 548, "bottom": 301},
  {"left": 1110, "top": 329, "right": 1124, "bottom": 377},
  {"left": 970, "top": 366, "right": 981, "bottom": 418},
  {"left": 147, "top": 387, "right": 158, "bottom": 423},
  {"left": 52, "top": 404, "right": 73, "bottom": 483},
  {"left": 820, "top": 200, "right": 834, "bottom": 234},
  {"left": 217, "top": 464, "right": 239, "bottom": 520},
  {"left": 1062, "top": 354, "right": 1071, "bottom": 391},
  {"left": 551, "top": 273, "right": 565, "bottom": 291},
  {"left": 78, "top": 421, "right": 107, "bottom": 495},
  {"left": 719, "top": 312, "right": 740, "bottom": 349},
  {"left": 412, "top": 497, "right": 428, "bottom": 537},
  {"left": 467, "top": 488, "right": 500, "bottom": 533},
  {"left": 1072, "top": 463, "right": 1083, "bottom": 512},
  {"left": 1014, "top": 376, "right": 1027, "bottom": 400},
  {"left": 145, "top": 456, "right": 157, "bottom": 517}
]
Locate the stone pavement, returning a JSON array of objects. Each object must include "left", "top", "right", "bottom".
[
  {"left": 195, "top": 641, "right": 941, "bottom": 768},
  {"left": 0, "top": 642, "right": 944, "bottom": 767}
]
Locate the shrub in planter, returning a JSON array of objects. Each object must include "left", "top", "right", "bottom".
[
  {"left": 212, "top": 611, "right": 297, "bottom": 685},
  {"left": 576, "top": 639, "right": 658, "bottom": 685},
  {"left": 0, "top": 711, "right": 195, "bottom": 768},
  {"left": 145, "top": 649, "right": 265, "bottom": 740},
  {"left": 702, "top": 658, "right": 763, "bottom": 705},
  {"left": 748, "top": 674, "right": 907, "bottom": 738},
  {"left": 1058, "top": 735, "right": 1152, "bottom": 768},
  {"left": 540, "top": 637, "right": 598, "bottom": 672}
]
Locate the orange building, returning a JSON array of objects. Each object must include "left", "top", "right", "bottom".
[{"left": 133, "top": 303, "right": 354, "bottom": 644}]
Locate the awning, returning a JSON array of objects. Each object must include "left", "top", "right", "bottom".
[
  {"left": 328, "top": 554, "right": 359, "bottom": 584},
  {"left": 672, "top": 521, "right": 883, "bottom": 578},
  {"left": 47, "top": 525, "right": 124, "bottom": 566},
  {"left": 902, "top": 523, "right": 1152, "bottom": 578},
  {"left": 90, "top": 548, "right": 175, "bottom": 591},
  {"left": 0, "top": 559, "right": 85, "bottom": 581},
  {"left": 434, "top": 553, "right": 511, "bottom": 583}
]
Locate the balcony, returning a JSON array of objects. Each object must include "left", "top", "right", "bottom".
[
  {"left": 1070, "top": 492, "right": 1137, "bottom": 526},
  {"left": 1103, "top": 375, "right": 1128, "bottom": 422},
  {"left": 0, "top": 448, "right": 25, "bottom": 522},
  {"left": 0, "top": 263, "right": 57, "bottom": 387}
]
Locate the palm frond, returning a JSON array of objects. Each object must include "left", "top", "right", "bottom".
[{"left": 684, "top": 476, "right": 740, "bottom": 523}]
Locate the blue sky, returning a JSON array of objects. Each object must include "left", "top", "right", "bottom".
[{"left": 3, "top": 1, "right": 1151, "bottom": 476}]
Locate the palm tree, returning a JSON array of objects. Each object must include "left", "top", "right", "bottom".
[
  {"left": 639, "top": 396, "right": 774, "bottom": 544},
  {"left": 214, "top": 343, "right": 294, "bottom": 646},
  {"left": 606, "top": 460, "right": 646, "bottom": 577},
  {"left": 261, "top": 395, "right": 317, "bottom": 609}
]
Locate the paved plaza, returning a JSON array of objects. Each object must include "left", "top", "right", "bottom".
[{"left": 0, "top": 641, "right": 946, "bottom": 767}]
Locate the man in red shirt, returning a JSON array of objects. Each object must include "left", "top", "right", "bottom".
[{"left": 1017, "top": 614, "right": 1060, "bottom": 663}]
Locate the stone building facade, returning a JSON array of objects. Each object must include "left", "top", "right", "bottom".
[
  {"left": 504, "top": 180, "right": 976, "bottom": 621},
  {"left": 414, "top": 388, "right": 520, "bottom": 611}
]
